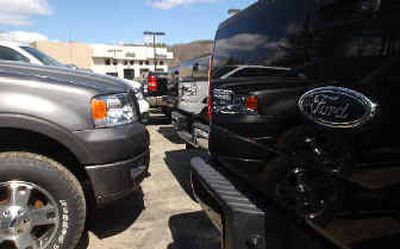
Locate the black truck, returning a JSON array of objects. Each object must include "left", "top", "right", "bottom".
[
  {"left": 143, "top": 71, "right": 175, "bottom": 117},
  {"left": 0, "top": 61, "right": 149, "bottom": 249},
  {"left": 191, "top": 1, "right": 400, "bottom": 249}
]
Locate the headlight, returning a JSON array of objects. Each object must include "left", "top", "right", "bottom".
[{"left": 91, "top": 93, "right": 138, "bottom": 128}]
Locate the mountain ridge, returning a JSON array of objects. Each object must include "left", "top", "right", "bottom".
[{"left": 168, "top": 40, "right": 213, "bottom": 66}]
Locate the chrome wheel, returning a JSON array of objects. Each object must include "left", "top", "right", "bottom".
[{"left": 0, "top": 181, "right": 60, "bottom": 249}]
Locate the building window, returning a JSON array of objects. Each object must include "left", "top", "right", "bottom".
[
  {"left": 106, "top": 72, "right": 118, "bottom": 77},
  {"left": 139, "top": 61, "right": 143, "bottom": 66},
  {"left": 130, "top": 60, "right": 134, "bottom": 65},
  {"left": 159, "top": 61, "right": 164, "bottom": 66},
  {"left": 145, "top": 61, "right": 149, "bottom": 65},
  {"left": 112, "top": 59, "right": 118, "bottom": 65},
  {"left": 124, "top": 69, "right": 135, "bottom": 80},
  {"left": 124, "top": 60, "right": 128, "bottom": 65},
  {"left": 105, "top": 58, "right": 111, "bottom": 65},
  {"left": 140, "top": 69, "right": 149, "bottom": 78}
]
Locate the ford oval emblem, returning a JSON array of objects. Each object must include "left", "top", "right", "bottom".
[{"left": 298, "top": 87, "right": 377, "bottom": 128}]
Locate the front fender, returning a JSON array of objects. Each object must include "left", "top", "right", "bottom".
[{"left": 0, "top": 114, "right": 90, "bottom": 163}]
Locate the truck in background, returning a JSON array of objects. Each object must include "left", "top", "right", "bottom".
[
  {"left": 172, "top": 55, "right": 210, "bottom": 150},
  {"left": 143, "top": 71, "right": 175, "bottom": 118}
]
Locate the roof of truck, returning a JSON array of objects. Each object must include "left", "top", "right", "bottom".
[{"left": 0, "top": 40, "right": 30, "bottom": 48}]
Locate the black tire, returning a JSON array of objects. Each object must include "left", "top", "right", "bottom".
[{"left": 0, "top": 152, "right": 86, "bottom": 249}]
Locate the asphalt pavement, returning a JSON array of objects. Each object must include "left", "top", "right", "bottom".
[{"left": 80, "top": 116, "right": 220, "bottom": 249}]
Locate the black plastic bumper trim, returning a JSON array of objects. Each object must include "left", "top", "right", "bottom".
[
  {"left": 85, "top": 150, "right": 150, "bottom": 206},
  {"left": 191, "top": 156, "right": 266, "bottom": 249}
]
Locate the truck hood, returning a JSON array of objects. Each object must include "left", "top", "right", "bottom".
[
  {"left": 0, "top": 61, "right": 131, "bottom": 93},
  {"left": 122, "top": 79, "right": 142, "bottom": 90}
]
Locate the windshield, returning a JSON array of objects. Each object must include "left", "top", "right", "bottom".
[{"left": 21, "top": 46, "right": 65, "bottom": 67}]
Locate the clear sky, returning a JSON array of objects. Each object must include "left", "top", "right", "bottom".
[{"left": 0, "top": 0, "right": 255, "bottom": 45}]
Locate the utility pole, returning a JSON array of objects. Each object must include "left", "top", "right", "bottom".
[{"left": 144, "top": 31, "right": 166, "bottom": 72}]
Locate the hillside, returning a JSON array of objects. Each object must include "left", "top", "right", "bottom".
[{"left": 168, "top": 40, "right": 213, "bottom": 66}]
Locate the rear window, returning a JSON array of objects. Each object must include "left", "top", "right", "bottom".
[
  {"left": 212, "top": 0, "right": 399, "bottom": 81},
  {"left": 178, "top": 55, "right": 210, "bottom": 82},
  {"left": 193, "top": 55, "right": 210, "bottom": 82},
  {"left": 179, "top": 59, "right": 196, "bottom": 82},
  {"left": 149, "top": 71, "right": 168, "bottom": 78},
  {"left": 212, "top": 0, "right": 313, "bottom": 79}
]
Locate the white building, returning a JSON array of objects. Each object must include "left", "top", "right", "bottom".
[
  {"left": 30, "top": 41, "right": 174, "bottom": 81},
  {"left": 91, "top": 43, "right": 174, "bottom": 81}
]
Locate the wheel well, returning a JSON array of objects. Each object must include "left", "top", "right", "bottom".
[{"left": 0, "top": 128, "right": 95, "bottom": 209}]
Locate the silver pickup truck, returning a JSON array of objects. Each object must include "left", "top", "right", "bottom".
[
  {"left": 0, "top": 61, "right": 149, "bottom": 249},
  {"left": 171, "top": 55, "right": 210, "bottom": 150}
]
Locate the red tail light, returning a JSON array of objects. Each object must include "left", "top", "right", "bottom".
[
  {"left": 245, "top": 95, "right": 259, "bottom": 112},
  {"left": 148, "top": 75, "right": 158, "bottom": 92},
  {"left": 207, "top": 57, "right": 213, "bottom": 122}
]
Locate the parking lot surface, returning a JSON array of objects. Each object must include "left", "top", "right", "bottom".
[{"left": 82, "top": 119, "right": 220, "bottom": 249}]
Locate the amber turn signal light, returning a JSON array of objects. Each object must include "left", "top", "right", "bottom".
[{"left": 91, "top": 99, "right": 107, "bottom": 120}]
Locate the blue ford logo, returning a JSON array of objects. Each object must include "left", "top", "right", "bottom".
[{"left": 298, "top": 87, "right": 377, "bottom": 128}]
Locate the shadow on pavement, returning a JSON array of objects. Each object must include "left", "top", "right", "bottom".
[
  {"left": 87, "top": 187, "right": 145, "bottom": 239},
  {"left": 164, "top": 149, "right": 206, "bottom": 201},
  {"left": 158, "top": 126, "right": 185, "bottom": 144},
  {"left": 147, "top": 116, "right": 171, "bottom": 126},
  {"left": 168, "top": 211, "right": 221, "bottom": 249},
  {"left": 75, "top": 188, "right": 144, "bottom": 248},
  {"left": 75, "top": 232, "right": 89, "bottom": 249}
]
